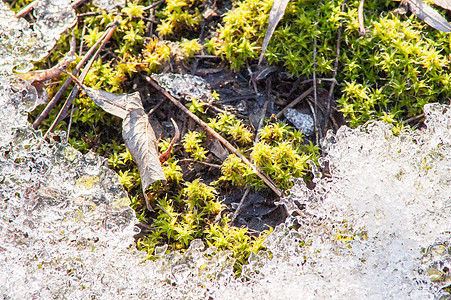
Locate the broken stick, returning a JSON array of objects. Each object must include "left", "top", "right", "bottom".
[
  {"left": 275, "top": 86, "right": 313, "bottom": 119},
  {"left": 145, "top": 76, "right": 283, "bottom": 197}
]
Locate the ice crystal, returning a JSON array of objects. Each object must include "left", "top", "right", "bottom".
[{"left": 0, "top": 0, "right": 76, "bottom": 75}]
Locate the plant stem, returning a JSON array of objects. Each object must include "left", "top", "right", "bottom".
[
  {"left": 145, "top": 76, "right": 283, "bottom": 197},
  {"left": 37, "top": 22, "right": 119, "bottom": 147},
  {"left": 33, "top": 22, "right": 119, "bottom": 129},
  {"left": 275, "top": 87, "right": 313, "bottom": 119}
]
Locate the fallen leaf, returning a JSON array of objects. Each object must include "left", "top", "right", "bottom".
[
  {"left": 406, "top": 0, "right": 451, "bottom": 32},
  {"left": 18, "top": 31, "right": 76, "bottom": 83},
  {"left": 122, "top": 94, "right": 167, "bottom": 200},
  {"left": 64, "top": 70, "right": 167, "bottom": 209},
  {"left": 84, "top": 88, "right": 130, "bottom": 119},
  {"left": 258, "top": 0, "right": 290, "bottom": 65}
]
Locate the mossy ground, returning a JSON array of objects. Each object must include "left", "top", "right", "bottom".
[{"left": 15, "top": 0, "right": 451, "bottom": 275}]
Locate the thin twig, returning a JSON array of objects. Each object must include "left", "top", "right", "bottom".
[
  {"left": 71, "top": 0, "right": 88, "bottom": 8},
  {"left": 145, "top": 76, "right": 283, "bottom": 197},
  {"left": 405, "top": 113, "right": 425, "bottom": 123},
  {"left": 178, "top": 159, "right": 222, "bottom": 169},
  {"left": 15, "top": 0, "right": 38, "bottom": 18},
  {"left": 297, "top": 78, "right": 337, "bottom": 85},
  {"left": 275, "top": 87, "right": 313, "bottom": 119},
  {"left": 79, "top": 23, "right": 87, "bottom": 57},
  {"left": 147, "top": 97, "right": 168, "bottom": 117},
  {"left": 156, "top": 203, "right": 174, "bottom": 219},
  {"left": 20, "top": 32, "right": 76, "bottom": 84},
  {"left": 38, "top": 22, "right": 119, "bottom": 147},
  {"left": 324, "top": 0, "right": 346, "bottom": 132},
  {"left": 257, "top": 101, "right": 269, "bottom": 140},
  {"left": 143, "top": 0, "right": 165, "bottom": 11},
  {"left": 33, "top": 22, "right": 119, "bottom": 129},
  {"left": 312, "top": 36, "right": 320, "bottom": 145}
]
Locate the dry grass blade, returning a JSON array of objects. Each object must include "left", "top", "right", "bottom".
[
  {"left": 358, "top": 0, "right": 366, "bottom": 35},
  {"left": 258, "top": 0, "right": 291, "bottom": 65},
  {"left": 33, "top": 21, "right": 120, "bottom": 129},
  {"left": 405, "top": 0, "right": 451, "bottom": 32},
  {"left": 37, "top": 22, "right": 119, "bottom": 147}
]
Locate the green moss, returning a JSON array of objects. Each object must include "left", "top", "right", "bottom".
[
  {"left": 183, "top": 130, "right": 209, "bottom": 161},
  {"left": 206, "top": 0, "right": 272, "bottom": 69},
  {"left": 156, "top": 0, "right": 201, "bottom": 38},
  {"left": 208, "top": 0, "right": 451, "bottom": 126},
  {"left": 208, "top": 112, "right": 254, "bottom": 146}
]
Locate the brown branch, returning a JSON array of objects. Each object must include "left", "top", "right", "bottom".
[
  {"left": 143, "top": 0, "right": 166, "bottom": 11},
  {"left": 72, "top": 0, "right": 88, "bottom": 8},
  {"left": 405, "top": 113, "right": 424, "bottom": 123},
  {"left": 19, "top": 32, "right": 76, "bottom": 84},
  {"left": 15, "top": 0, "right": 38, "bottom": 18},
  {"left": 275, "top": 87, "right": 313, "bottom": 119},
  {"left": 145, "top": 76, "right": 283, "bottom": 197},
  {"left": 230, "top": 188, "right": 250, "bottom": 224},
  {"left": 33, "top": 22, "right": 120, "bottom": 129},
  {"left": 38, "top": 22, "right": 119, "bottom": 147},
  {"left": 178, "top": 159, "right": 222, "bottom": 169}
]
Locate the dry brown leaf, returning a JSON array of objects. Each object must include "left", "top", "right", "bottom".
[
  {"left": 65, "top": 71, "right": 166, "bottom": 209},
  {"left": 122, "top": 94, "right": 167, "bottom": 201},
  {"left": 406, "top": 0, "right": 451, "bottom": 32},
  {"left": 18, "top": 32, "right": 76, "bottom": 83},
  {"left": 84, "top": 88, "right": 130, "bottom": 119},
  {"left": 63, "top": 71, "right": 130, "bottom": 119}
]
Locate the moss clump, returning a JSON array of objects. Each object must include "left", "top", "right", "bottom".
[
  {"left": 216, "top": 121, "right": 318, "bottom": 190},
  {"left": 137, "top": 150, "right": 269, "bottom": 275},
  {"left": 208, "top": 0, "right": 451, "bottom": 127},
  {"left": 206, "top": 0, "right": 272, "bottom": 69},
  {"left": 156, "top": 0, "right": 201, "bottom": 37}
]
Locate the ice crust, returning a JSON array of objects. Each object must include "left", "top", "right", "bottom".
[
  {"left": 92, "top": 0, "right": 125, "bottom": 11},
  {"left": 1, "top": 70, "right": 450, "bottom": 298},
  {"left": 1, "top": 1, "right": 451, "bottom": 298},
  {"left": 0, "top": 0, "right": 76, "bottom": 75}
]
